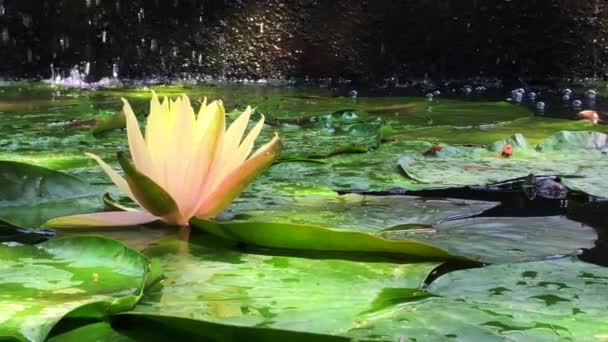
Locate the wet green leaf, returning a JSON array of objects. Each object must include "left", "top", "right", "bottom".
[
  {"left": 132, "top": 234, "right": 439, "bottom": 335},
  {"left": 0, "top": 161, "right": 100, "bottom": 228},
  {"left": 191, "top": 218, "right": 457, "bottom": 260},
  {"left": 222, "top": 193, "right": 497, "bottom": 232},
  {"left": 346, "top": 258, "right": 608, "bottom": 341},
  {"left": 381, "top": 216, "right": 597, "bottom": 263},
  {"left": 48, "top": 318, "right": 348, "bottom": 342},
  {"left": 216, "top": 192, "right": 595, "bottom": 263},
  {"left": 0, "top": 236, "right": 152, "bottom": 342},
  {"left": 193, "top": 193, "right": 500, "bottom": 260},
  {"left": 91, "top": 110, "right": 126, "bottom": 137}
]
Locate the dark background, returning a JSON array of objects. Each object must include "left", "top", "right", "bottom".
[{"left": 1, "top": 0, "right": 607, "bottom": 83}]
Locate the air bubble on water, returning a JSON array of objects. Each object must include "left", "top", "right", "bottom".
[{"left": 536, "top": 101, "right": 545, "bottom": 112}]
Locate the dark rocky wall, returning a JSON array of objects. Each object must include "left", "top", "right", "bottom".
[{"left": 0, "top": 0, "right": 607, "bottom": 82}]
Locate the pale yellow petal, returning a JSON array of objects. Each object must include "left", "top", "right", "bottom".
[
  {"left": 43, "top": 211, "right": 159, "bottom": 228},
  {"left": 163, "top": 95, "right": 198, "bottom": 213},
  {"left": 122, "top": 98, "right": 156, "bottom": 179},
  {"left": 224, "top": 106, "right": 252, "bottom": 149},
  {"left": 144, "top": 91, "right": 169, "bottom": 189},
  {"left": 233, "top": 115, "right": 265, "bottom": 166},
  {"left": 84, "top": 152, "right": 139, "bottom": 205},
  {"left": 182, "top": 104, "right": 225, "bottom": 218},
  {"left": 196, "top": 134, "right": 281, "bottom": 218},
  {"left": 195, "top": 100, "right": 222, "bottom": 139},
  {"left": 203, "top": 106, "right": 253, "bottom": 190},
  {"left": 145, "top": 90, "right": 163, "bottom": 143}
]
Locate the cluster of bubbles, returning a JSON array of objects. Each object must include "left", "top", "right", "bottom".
[
  {"left": 504, "top": 86, "right": 600, "bottom": 116},
  {"left": 561, "top": 88, "right": 597, "bottom": 109},
  {"left": 506, "top": 88, "right": 545, "bottom": 112},
  {"left": 459, "top": 84, "right": 488, "bottom": 95}
]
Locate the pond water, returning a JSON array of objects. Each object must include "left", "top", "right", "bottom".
[{"left": 2, "top": 82, "right": 608, "bottom": 341}]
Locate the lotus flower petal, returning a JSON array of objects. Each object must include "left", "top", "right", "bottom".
[
  {"left": 122, "top": 98, "right": 157, "bottom": 180},
  {"left": 48, "top": 94, "right": 279, "bottom": 228},
  {"left": 44, "top": 211, "right": 158, "bottom": 228},
  {"left": 84, "top": 152, "right": 138, "bottom": 204},
  {"left": 196, "top": 133, "right": 282, "bottom": 219}
]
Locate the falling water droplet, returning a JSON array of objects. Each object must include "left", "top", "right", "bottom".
[
  {"left": 112, "top": 63, "right": 119, "bottom": 78},
  {"left": 1, "top": 27, "right": 8, "bottom": 44}
]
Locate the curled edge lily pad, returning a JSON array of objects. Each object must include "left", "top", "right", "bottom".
[
  {"left": 0, "top": 161, "right": 101, "bottom": 228},
  {"left": 190, "top": 218, "right": 461, "bottom": 260},
  {"left": 0, "top": 236, "right": 153, "bottom": 342},
  {"left": 0, "top": 160, "right": 94, "bottom": 206}
]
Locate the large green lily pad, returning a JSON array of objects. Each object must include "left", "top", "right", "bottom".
[
  {"left": 0, "top": 161, "right": 101, "bottom": 228},
  {"left": 133, "top": 234, "right": 439, "bottom": 335},
  {"left": 191, "top": 218, "right": 457, "bottom": 260},
  {"left": 0, "top": 236, "right": 152, "bottom": 342},
  {"left": 399, "top": 131, "right": 608, "bottom": 198},
  {"left": 193, "top": 193, "right": 500, "bottom": 260},
  {"left": 47, "top": 317, "right": 347, "bottom": 342},
  {"left": 346, "top": 257, "right": 608, "bottom": 341},
  {"left": 211, "top": 192, "right": 595, "bottom": 263},
  {"left": 222, "top": 193, "right": 498, "bottom": 231},
  {"left": 382, "top": 216, "right": 597, "bottom": 263},
  {"left": 0, "top": 160, "right": 93, "bottom": 206}
]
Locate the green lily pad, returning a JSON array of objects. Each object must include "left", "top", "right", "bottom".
[
  {"left": 0, "top": 236, "right": 152, "bottom": 342},
  {"left": 191, "top": 218, "right": 457, "bottom": 260},
  {"left": 0, "top": 160, "right": 93, "bottom": 206},
  {"left": 91, "top": 111, "right": 126, "bottom": 137},
  {"left": 199, "top": 182, "right": 496, "bottom": 263},
  {"left": 132, "top": 234, "right": 440, "bottom": 335},
  {"left": 222, "top": 193, "right": 498, "bottom": 232},
  {"left": 47, "top": 318, "right": 347, "bottom": 342},
  {"left": 399, "top": 116, "right": 608, "bottom": 146},
  {"left": 217, "top": 192, "right": 595, "bottom": 263},
  {"left": 0, "top": 161, "right": 101, "bottom": 228},
  {"left": 381, "top": 216, "right": 597, "bottom": 263},
  {"left": 399, "top": 131, "right": 608, "bottom": 198},
  {"left": 346, "top": 257, "right": 608, "bottom": 341}
]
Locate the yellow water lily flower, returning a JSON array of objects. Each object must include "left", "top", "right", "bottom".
[{"left": 47, "top": 93, "right": 280, "bottom": 227}]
